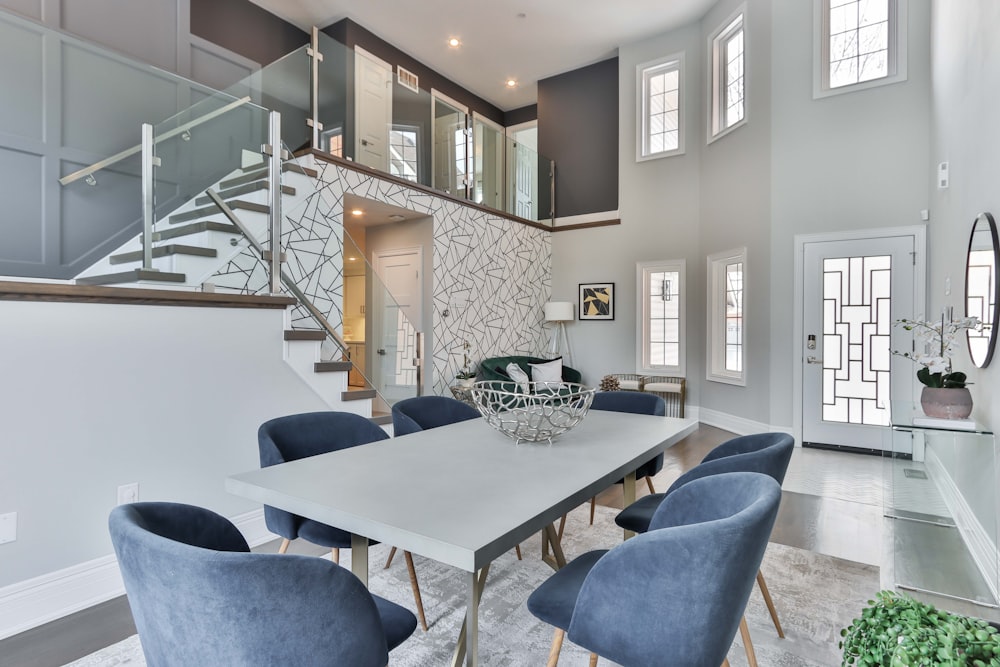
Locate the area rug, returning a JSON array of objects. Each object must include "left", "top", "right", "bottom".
[{"left": 65, "top": 505, "right": 878, "bottom": 666}]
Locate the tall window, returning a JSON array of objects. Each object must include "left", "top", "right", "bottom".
[
  {"left": 637, "top": 54, "right": 684, "bottom": 161},
  {"left": 708, "top": 249, "right": 746, "bottom": 385},
  {"left": 711, "top": 9, "right": 746, "bottom": 139},
  {"left": 637, "top": 260, "right": 685, "bottom": 375},
  {"left": 815, "top": 0, "right": 907, "bottom": 97}
]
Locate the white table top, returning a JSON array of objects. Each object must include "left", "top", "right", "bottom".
[{"left": 227, "top": 411, "right": 698, "bottom": 571}]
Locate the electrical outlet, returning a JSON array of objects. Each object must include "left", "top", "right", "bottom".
[
  {"left": 0, "top": 512, "right": 16, "bottom": 544},
  {"left": 117, "top": 483, "right": 139, "bottom": 506}
]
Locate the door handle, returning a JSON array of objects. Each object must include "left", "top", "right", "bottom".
[
  {"left": 377, "top": 348, "right": 386, "bottom": 356},
  {"left": 806, "top": 356, "right": 824, "bottom": 365},
  {"left": 361, "top": 138, "right": 370, "bottom": 146}
]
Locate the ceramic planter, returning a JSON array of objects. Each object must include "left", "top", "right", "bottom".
[{"left": 920, "top": 386, "right": 973, "bottom": 419}]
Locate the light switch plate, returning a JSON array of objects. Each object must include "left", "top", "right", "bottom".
[{"left": 0, "top": 512, "right": 16, "bottom": 544}]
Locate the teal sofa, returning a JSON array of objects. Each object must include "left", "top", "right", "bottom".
[{"left": 477, "top": 356, "right": 583, "bottom": 384}]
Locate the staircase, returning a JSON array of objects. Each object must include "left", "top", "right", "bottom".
[{"left": 72, "top": 152, "right": 386, "bottom": 422}]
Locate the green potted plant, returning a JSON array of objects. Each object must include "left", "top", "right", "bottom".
[
  {"left": 840, "top": 590, "right": 1000, "bottom": 666},
  {"left": 893, "top": 316, "right": 980, "bottom": 419}
]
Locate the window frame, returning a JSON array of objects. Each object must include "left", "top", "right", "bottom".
[
  {"left": 709, "top": 6, "right": 747, "bottom": 143},
  {"left": 636, "top": 53, "right": 685, "bottom": 162},
  {"left": 707, "top": 248, "right": 747, "bottom": 386},
  {"left": 636, "top": 259, "right": 686, "bottom": 376},
  {"left": 813, "top": 0, "right": 908, "bottom": 99}
]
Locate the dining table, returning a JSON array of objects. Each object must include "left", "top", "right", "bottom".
[{"left": 226, "top": 409, "right": 698, "bottom": 666}]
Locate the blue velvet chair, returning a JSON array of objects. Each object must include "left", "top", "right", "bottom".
[
  {"left": 586, "top": 391, "right": 666, "bottom": 524},
  {"left": 528, "top": 472, "right": 782, "bottom": 667},
  {"left": 109, "top": 502, "right": 417, "bottom": 667},
  {"left": 259, "top": 411, "right": 428, "bottom": 630},
  {"left": 615, "top": 431, "right": 795, "bottom": 651},
  {"left": 391, "top": 395, "right": 480, "bottom": 437}
]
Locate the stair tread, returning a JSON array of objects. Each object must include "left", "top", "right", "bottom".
[
  {"left": 154, "top": 221, "right": 240, "bottom": 242},
  {"left": 314, "top": 361, "right": 352, "bottom": 372},
  {"left": 168, "top": 200, "right": 269, "bottom": 225},
  {"left": 110, "top": 244, "right": 217, "bottom": 265},
  {"left": 342, "top": 389, "right": 376, "bottom": 401},
  {"left": 193, "top": 182, "right": 295, "bottom": 207},
  {"left": 76, "top": 269, "right": 186, "bottom": 286},
  {"left": 369, "top": 412, "right": 392, "bottom": 426},
  {"left": 284, "top": 330, "right": 326, "bottom": 341},
  {"left": 220, "top": 162, "right": 317, "bottom": 189}
]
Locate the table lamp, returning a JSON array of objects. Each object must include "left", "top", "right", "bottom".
[{"left": 543, "top": 301, "right": 574, "bottom": 365}]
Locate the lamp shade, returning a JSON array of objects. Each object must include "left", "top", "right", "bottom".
[{"left": 544, "top": 301, "right": 574, "bottom": 322}]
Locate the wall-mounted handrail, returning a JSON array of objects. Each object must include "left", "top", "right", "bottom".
[
  {"left": 59, "top": 95, "right": 252, "bottom": 187},
  {"left": 204, "top": 188, "right": 349, "bottom": 356}
]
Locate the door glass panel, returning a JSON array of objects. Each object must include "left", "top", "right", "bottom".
[{"left": 822, "top": 255, "right": 891, "bottom": 426}]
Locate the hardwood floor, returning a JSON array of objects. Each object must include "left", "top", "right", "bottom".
[{"left": 0, "top": 424, "right": 890, "bottom": 667}]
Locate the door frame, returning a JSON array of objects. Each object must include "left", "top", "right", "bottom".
[
  {"left": 430, "top": 89, "right": 470, "bottom": 198},
  {"left": 792, "top": 225, "right": 927, "bottom": 446},
  {"left": 371, "top": 245, "right": 424, "bottom": 399},
  {"left": 354, "top": 46, "right": 393, "bottom": 171}
]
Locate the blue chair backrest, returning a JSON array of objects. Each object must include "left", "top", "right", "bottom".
[
  {"left": 568, "top": 472, "right": 781, "bottom": 667},
  {"left": 590, "top": 391, "right": 665, "bottom": 416},
  {"left": 663, "top": 432, "right": 794, "bottom": 497},
  {"left": 391, "top": 395, "right": 480, "bottom": 437},
  {"left": 109, "top": 502, "right": 391, "bottom": 667},
  {"left": 257, "top": 411, "right": 389, "bottom": 539}
]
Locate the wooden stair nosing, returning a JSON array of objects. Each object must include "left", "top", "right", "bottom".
[
  {"left": 314, "top": 361, "right": 352, "bottom": 372},
  {"left": 76, "top": 269, "right": 187, "bottom": 286},
  {"left": 168, "top": 200, "right": 269, "bottom": 225},
  {"left": 369, "top": 413, "right": 392, "bottom": 426},
  {"left": 220, "top": 162, "right": 317, "bottom": 189},
  {"left": 192, "top": 181, "right": 295, "bottom": 207},
  {"left": 342, "top": 389, "right": 376, "bottom": 401},
  {"left": 284, "top": 330, "right": 326, "bottom": 341},
  {"left": 109, "top": 244, "right": 217, "bottom": 265},
  {"left": 153, "top": 221, "right": 240, "bottom": 242}
]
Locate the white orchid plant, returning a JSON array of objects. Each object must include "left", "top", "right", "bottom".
[{"left": 892, "top": 316, "right": 981, "bottom": 388}]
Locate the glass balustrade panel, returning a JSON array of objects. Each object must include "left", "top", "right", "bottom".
[
  {"left": 473, "top": 118, "right": 505, "bottom": 211},
  {"left": 432, "top": 96, "right": 469, "bottom": 198},
  {"left": 246, "top": 44, "right": 312, "bottom": 155}
]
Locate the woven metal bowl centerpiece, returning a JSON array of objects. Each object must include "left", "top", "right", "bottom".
[{"left": 469, "top": 380, "right": 596, "bottom": 444}]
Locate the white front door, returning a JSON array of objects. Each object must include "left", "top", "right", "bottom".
[
  {"left": 372, "top": 247, "right": 422, "bottom": 402},
  {"left": 354, "top": 48, "right": 392, "bottom": 172},
  {"left": 801, "top": 233, "right": 920, "bottom": 452}
]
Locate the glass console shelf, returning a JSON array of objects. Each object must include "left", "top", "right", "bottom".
[{"left": 885, "top": 400, "right": 998, "bottom": 609}]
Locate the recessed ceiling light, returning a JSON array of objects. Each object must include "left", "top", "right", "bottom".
[
  {"left": 347, "top": 256, "right": 357, "bottom": 261},
  {"left": 351, "top": 209, "right": 364, "bottom": 216},
  {"left": 388, "top": 214, "right": 406, "bottom": 221},
  {"left": 448, "top": 37, "right": 461, "bottom": 48},
  {"left": 506, "top": 79, "right": 518, "bottom": 88}
]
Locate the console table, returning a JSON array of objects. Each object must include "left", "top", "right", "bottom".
[{"left": 885, "top": 401, "right": 997, "bottom": 608}]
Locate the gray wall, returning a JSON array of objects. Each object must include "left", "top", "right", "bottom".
[
  {"left": 928, "top": 0, "right": 1000, "bottom": 536},
  {"left": 538, "top": 58, "right": 620, "bottom": 219}
]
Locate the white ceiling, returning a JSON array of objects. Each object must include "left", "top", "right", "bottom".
[{"left": 247, "top": 0, "right": 718, "bottom": 110}]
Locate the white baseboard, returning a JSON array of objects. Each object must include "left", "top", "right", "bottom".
[
  {"left": 0, "top": 508, "right": 274, "bottom": 640},
  {"left": 924, "top": 447, "right": 1000, "bottom": 604},
  {"left": 696, "top": 406, "right": 791, "bottom": 438}
]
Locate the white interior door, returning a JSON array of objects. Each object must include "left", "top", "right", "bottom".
[
  {"left": 372, "top": 247, "right": 422, "bottom": 401},
  {"left": 802, "top": 234, "right": 919, "bottom": 452},
  {"left": 354, "top": 48, "right": 392, "bottom": 172}
]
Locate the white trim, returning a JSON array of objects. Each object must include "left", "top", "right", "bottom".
[
  {"left": 472, "top": 111, "right": 503, "bottom": 134},
  {"left": 505, "top": 120, "right": 537, "bottom": 137},
  {"left": 813, "top": 0, "right": 909, "bottom": 99},
  {"left": 353, "top": 45, "right": 392, "bottom": 71},
  {"left": 792, "top": 225, "right": 927, "bottom": 445},
  {"left": 0, "top": 509, "right": 273, "bottom": 640},
  {"left": 430, "top": 88, "right": 469, "bottom": 114},
  {"left": 925, "top": 446, "right": 1000, "bottom": 605},
  {"left": 708, "top": 4, "right": 748, "bottom": 144},
  {"left": 636, "top": 52, "right": 686, "bottom": 161},
  {"left": 696, "top": 407, "right": 793, "bottom": 438}
]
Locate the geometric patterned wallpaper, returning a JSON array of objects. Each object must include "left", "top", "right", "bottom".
[{"left": 212, "top": 155, "right": 552, "bottom": 396}]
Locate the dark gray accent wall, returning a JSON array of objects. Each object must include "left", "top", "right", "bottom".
[
  {"left": 322, "top": 19, "right": 505, "bottom": 126},
  {"left": 190, "top": 0, "right": 306, "bottom": 67},
  {"left": 504, "top": 105, "right": 537, "bottom": 127},
  {"left": 538, "top": 58, "right": 619, "bottom": 218}
]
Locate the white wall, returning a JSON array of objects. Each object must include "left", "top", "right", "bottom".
[
  {"left": 0, "top": 301, "right": 327, "bottom": 590},
  {"left": 928, "top": 0, "right": 1000, "bottom": 543}
]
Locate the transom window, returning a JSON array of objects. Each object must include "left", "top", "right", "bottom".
[
  {"left": 710, "top": 9, "right": 746, "bottom": 139},
  {"left": 637, "top": 260, "right": 685, "bottom": 375},
  {"left": 708, "top": 249, "right": 746, "bottom": 385},
  {"left": 815, "top": 0, "right": 907, "bottom": 97},
  {"left": 637, "top": 54, "right": 684, "bottom": 161}
]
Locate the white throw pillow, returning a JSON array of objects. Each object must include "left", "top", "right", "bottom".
[
  {"left": 529, "top": 357, "right": 564, "bottom": 389},
  {"left": 506, "top": 362, "right": 531, "bottom": 394}
]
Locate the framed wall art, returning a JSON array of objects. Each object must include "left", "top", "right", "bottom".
[{"left": 579, "top": 282, "right": 614, "bottom": 320}]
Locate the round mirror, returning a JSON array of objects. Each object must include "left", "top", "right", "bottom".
[{"left": 966, "top": 211, "right": 999, "bottom": 367}]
